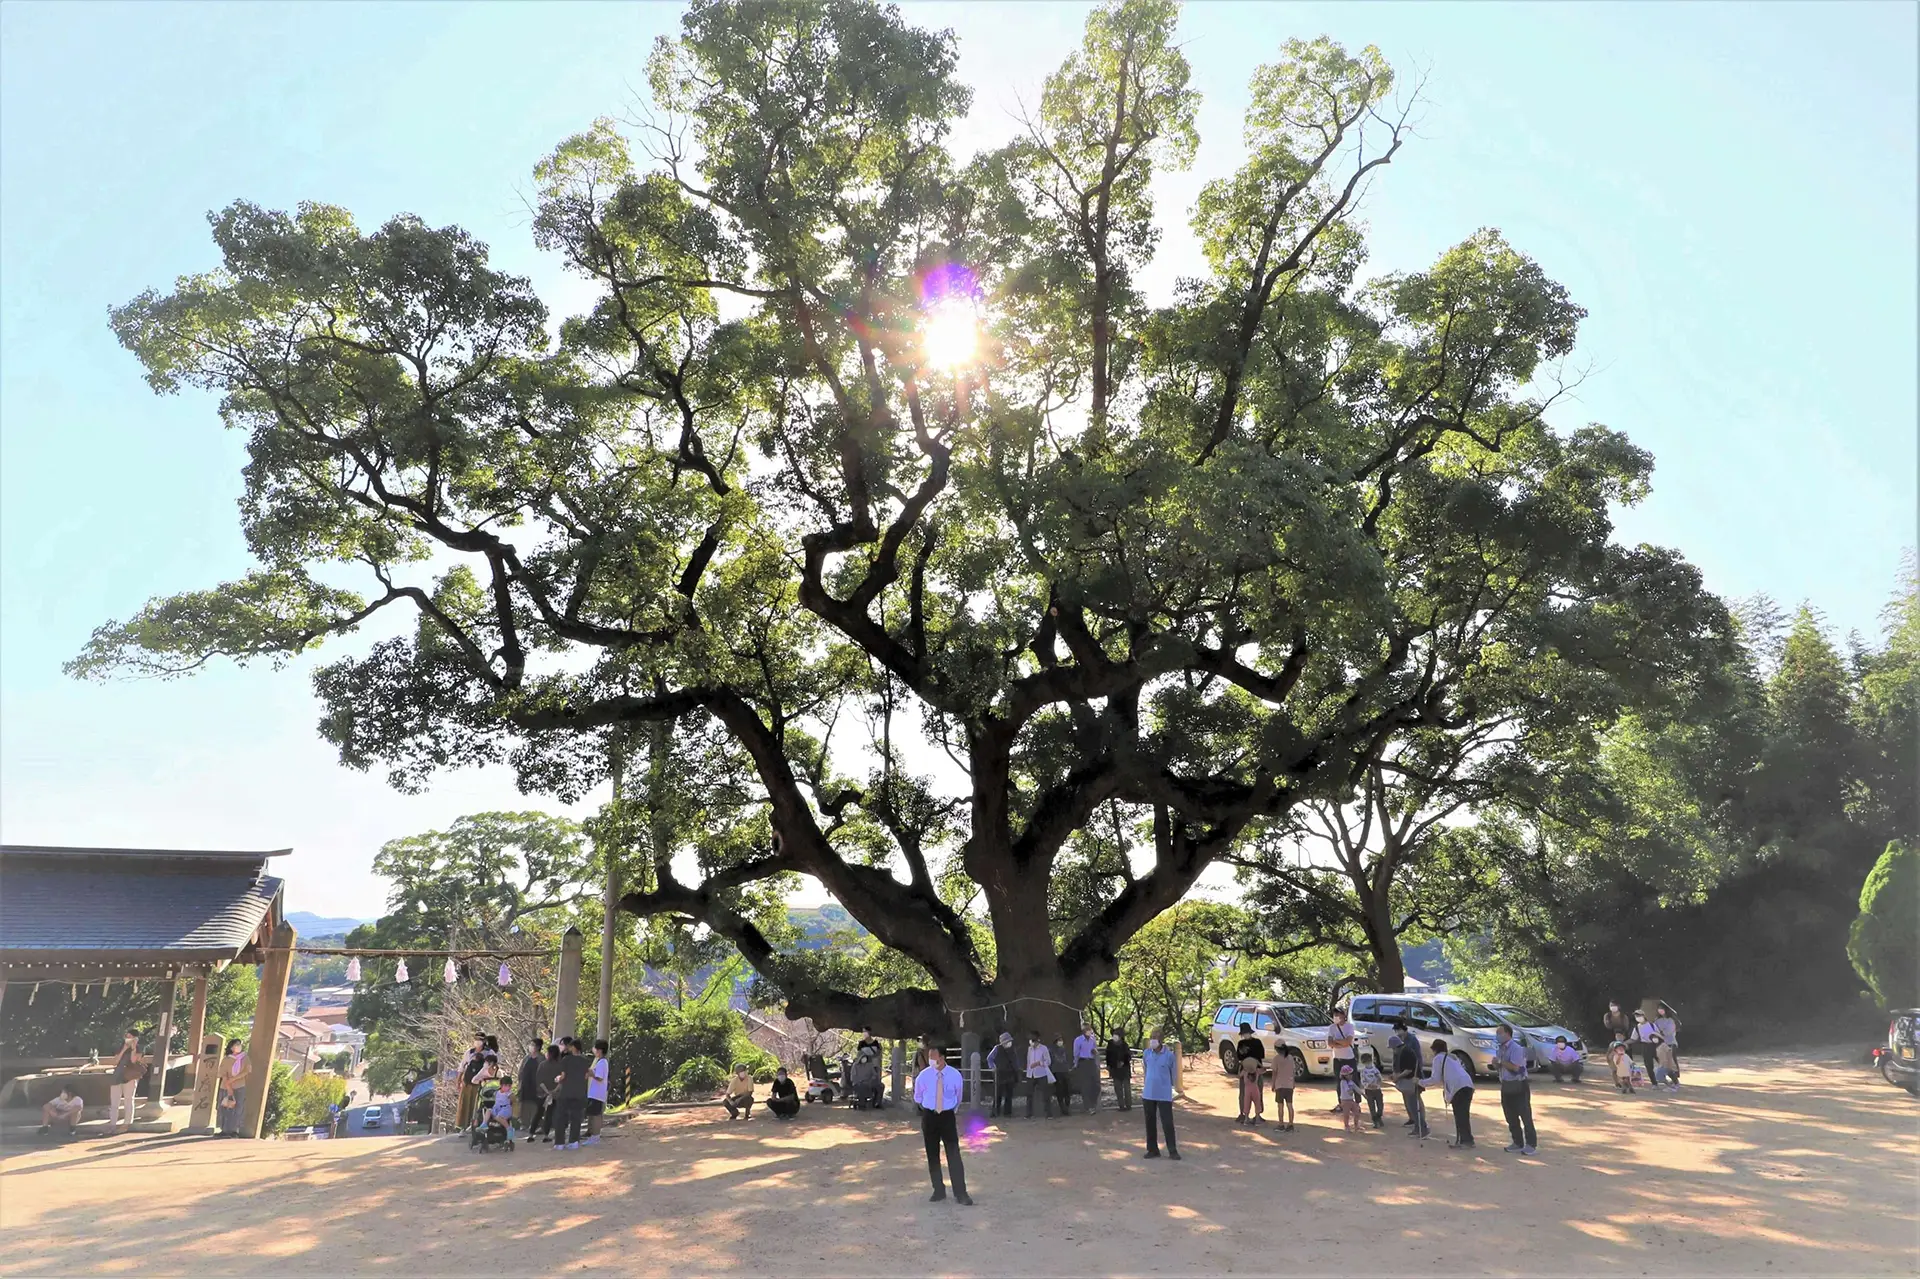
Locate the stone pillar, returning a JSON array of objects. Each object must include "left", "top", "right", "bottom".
[
  {"left": 139, "top": 970, "right": 180, "bottom": 1117},
  {"left": 890, "top": 1040, "right": 906, "bottom": 1102},
  {"left": 241, "top": 921, "right": 297, "bottom": 1138},
  {"left": 183, "top": 967, "right": 212, "bottom": 1087},
  {"left": 960, "top": 1030, "right": 981, "bottom": 1109},
  {"left": 552, "top": 926, "right": 584, "bottom": 1045}
]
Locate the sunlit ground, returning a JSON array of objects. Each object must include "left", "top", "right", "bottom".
[{"left": 2, "top": 1051, "right": 1913, "bottom": 1275}]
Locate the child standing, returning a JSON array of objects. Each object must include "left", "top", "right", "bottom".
[
  {"left": 1607, "top": 1037, "right": 1636, "bottom": 1093},
  {"left": 1271, "top": 1058, "right": 1296, "bottom": 1131},
  {"left": 1359, "top": 1052, "right": 1386, "bottom": 1128},
  {"left": 1337, "top": 1065, "right": 1363, "bottom": 1133},
  {"left": 1654, "top": 1036, "right": 1679, "bottom": 1092}
]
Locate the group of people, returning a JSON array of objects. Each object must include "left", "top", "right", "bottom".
[
  {"left": 38, "top": 1027, "right": 254, "bottom": 1139},
  {"left": 980, "top": 1024, "right": 1135, "bottom": 1119},
  {"left": 458, "top": 1033, "right": 609, "bottom": 1151},
  {"left": 721, "top": 1063, "right": 802, "bottom": 1119},
  {"left": 1602, "top": 1000, "right": 1683, "bottom": 1094},
  {"left": 1228, "top": 1007, "right": 1542, "bottom": 1154}
]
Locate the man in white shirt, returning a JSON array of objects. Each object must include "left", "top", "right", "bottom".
[
  {"left": 1326, "top": 1008, "right": 1357, "bottom": 1111},
  {"left": 912, "top": 1046, "right": 972, "bottom": 1205}
]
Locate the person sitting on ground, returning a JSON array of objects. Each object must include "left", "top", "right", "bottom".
[
  {"left": 767, "top": 1067, "right": 801, "bottom": 1119},
  {"left": 723, "top": 1064, "right": 755, "bottom": 1120},
  {"left": 40, "top": 1086, "right": 83, "bottom": 1137},
  {"left": 1548, "top": 1037, "right": 1584, "bottom": 1083}
]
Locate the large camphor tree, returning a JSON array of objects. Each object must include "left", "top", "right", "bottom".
[{"left": 76, "top": 0, "right": 1723, "bottom": 1037}]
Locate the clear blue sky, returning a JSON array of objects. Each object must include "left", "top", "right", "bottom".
[{"left": 2, "top": 2, "right": 1913, "bottom": 919}]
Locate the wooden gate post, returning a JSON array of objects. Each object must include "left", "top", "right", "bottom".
[{"left": 241, "top": 922, "right": 297, "bottom": 1138}]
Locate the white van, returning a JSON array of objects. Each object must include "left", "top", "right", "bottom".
[
  {"left": 1205, "top": 1000, "right": 1346, "bottom": 1083},
  {"left": 1347, "top": 993, "right": 1508, "bottom": 1078}
]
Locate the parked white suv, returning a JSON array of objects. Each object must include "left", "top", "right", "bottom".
[
  {"left": 1347, "top": 993, "right": 1508, "bottom": 1078},
  {"left": 1206, "top": 1000, "right": 1346, "bottom": 1083}
]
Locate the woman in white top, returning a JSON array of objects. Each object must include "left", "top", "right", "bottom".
[
  {"left": 1427, "top": 1041, "right": 1476, "bottom": 1148},
  {"left": 1024, "top": 1034, "right": 1056, "bottom": 1119}
]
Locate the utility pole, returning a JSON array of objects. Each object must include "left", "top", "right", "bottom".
[{"left": 595, "top": 733, "right": 625, "bottom": 1046}]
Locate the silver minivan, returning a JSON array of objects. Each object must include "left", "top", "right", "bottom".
[
  {"left": 1205, "top": 1000, "right": 1343, "bottom": 1082},
  {"left": 1347, "top": 993, "right": 1508, "bottom": 1078}
]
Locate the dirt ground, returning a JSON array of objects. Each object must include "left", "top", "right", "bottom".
[{"left": 2, "top": 1050, "right": 1914, "bottom": 1276}]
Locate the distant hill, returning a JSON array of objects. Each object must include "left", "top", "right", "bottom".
[
  {"left": 287, "top": 911, "right": 370, "bottom": 937},
  {"left": 787, "top": 904, "right": 868, "bottom": 948}
]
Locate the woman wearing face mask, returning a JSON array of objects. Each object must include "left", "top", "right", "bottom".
[{"left": 1140, "top": 1028, "right": 1180, "bottom": 1160}]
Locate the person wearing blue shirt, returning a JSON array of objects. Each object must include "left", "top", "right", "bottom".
[
  {"left": 1139, "top": 1027, "right": 1181, "bottom": 1160},
  {"left": 912, "top": 1046, "right": 972, "bottom": 1205},
  {"left": 1494, "top": 1024, "right": 1536, "bottom": 1154}
]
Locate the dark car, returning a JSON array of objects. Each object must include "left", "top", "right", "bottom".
[{"left": 1873, "top": 1010, "right": 1918, "bottom": 1094}]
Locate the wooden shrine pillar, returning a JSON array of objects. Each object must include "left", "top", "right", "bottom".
[
  {"left": 551, "top": 926, "right": 584, "bottom": 1044},
  {"left": 241, "top": 922, "right": 296, "bottom": 1138},
  {"left": 183, "top": 967, "right": 212, "bottom": 1086},
  {"left": 139, "top": 969, "right": 180, "bottom": 1117}
]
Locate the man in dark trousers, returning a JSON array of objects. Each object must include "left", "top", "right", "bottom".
[
  {"left": 534, "top": 1043, "right": 563, "bottom": 1142},
  {"left": 1105, "top": 1029, "right": 1134, "bottom": 1111},
  {"left": 913, "top": 1045, "right": 972, "bottom": 1205},
  {"left": 551, "top": 1039, "right": 589, "bottom": 1151},
  {"left": 986, "top": 1031, "right": 1019, "bottom": 1117}
]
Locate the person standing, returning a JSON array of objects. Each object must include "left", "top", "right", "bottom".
[
  {"left": 109, "top": 1029, "right": 145, "bottom": 1134},
  {"left": 1653, "top": 1004, "right": 1682, "bottom": 1089},
  {"left": 1048, "top": 1035, "right": 1074, "bottom": 1115},
  {"left": 455, "top": 1033, "right": 486, "bottom": 1130},
  {"left": 1024, "top": 1032, "right": 1055, "bottom": 1118},
  {"left": 1392, "top": 1028, "right": 1428, "bottom": 1139},
  {"left": 1072, "top": 1024, "right": 1101, "bottom": 1114},
  {"left": 1233, "top": 1023, "right": 1266, "bottom": 1125},
  {"left": 1326, "top": 1007, "right": 1357, "bottom": 1111},
  {"left": 986, "top": 1032, "right": 1019, "bottom": 1117},
  {"left": 1494, "top": 1024, "right": 1537, "bottom": 1154},
  {"left": 1602, "top": 1000, "right": 1633, "bottom": 1047},
  {"left": 1105, "top": 1029, "right": 1134, "bottom": 1112},
  {"left": 913, "top": 1046, "right": 973, "bottom": 1205},
  {"left": 534, "top": 1044, "right": 563, "bottom": 1141},
  {"left": 1632, "top": 1011, "right": 1661, "bottom": 1086},
  {"left": 216, "top": 1038, "right": 250, "bottom": 1137},
  {"left": 1140, "top": 1027, "right": 1180, "bottom": 1160},
  {"left": 1429, "top": 1042, "right": 1475, "bottom": 1149},
  {"left": 551, "top": 1040, "right": 588, "bottom": 1150},
  {"left": 585, "top": 1039, "right": 610, "bottom": 1143},
  {"left": 517, "top": 1038, "right": 546, "bottom": 1137}
]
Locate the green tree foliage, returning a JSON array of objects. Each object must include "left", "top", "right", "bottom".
[
  {"left": 284, "top": 1072, "right": 350, "bottom": 1128},
  {"left": 1850, "top": 841, "right": 1919, "bottom": 1010},
  {"left": 260, "top": 1061, "right": 296, "bottom": 1136},
  {"left": 76, "top": 0, "right": 1719, "bottom": 1037},
  {"left": 604, "top": 993, "right": 776, "bottom": 1105},
  {"left": 344, "top": 812, "right": 591, "bottom": 1043},
  {"left": 0, "top": 965, "right": 258, "bottom": 1058},
  {"left": 1461, "top": 571, "right": 1918, "bottom": 1042}
]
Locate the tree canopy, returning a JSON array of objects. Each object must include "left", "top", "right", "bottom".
[{"left": 76, "top": 0, "right": 1727, "bottom": 1036}]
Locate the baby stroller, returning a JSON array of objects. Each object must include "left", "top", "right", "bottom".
[
  {"left": 849, "top": 1045, "right": 884, "bottom": 1110},
  {"left": 469, "top": 1082, "right": 515, "bottom": 1153},
  {"left": 803, "top": 1054, "right": 841, "bottom": 1105}
]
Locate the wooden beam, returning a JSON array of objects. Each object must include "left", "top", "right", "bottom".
[
  {"left": 183, "top": 967, "right": 211, "bottom": 1089},
  {"left": 139, "top": 969, "right": 179, "bottom": 1117},
  {"left": 241, "top": 922, "right": 296, "bottom": 1139}
]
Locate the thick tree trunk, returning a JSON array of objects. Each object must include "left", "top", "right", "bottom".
[{"left": 1362, "top": 884, "right": 1406, "bottom": 993}]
